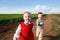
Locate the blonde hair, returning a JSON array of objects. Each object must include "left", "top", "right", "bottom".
[{"left": 23, "top": 11, "right": 32, "bottom": 18}]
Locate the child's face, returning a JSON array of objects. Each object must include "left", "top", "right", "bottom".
[
  {"left": 38, "top": 14, "right": 43, "bottom": 18},
  {"left": 23, "top": 13, "right": 31, "bottom": 21}
]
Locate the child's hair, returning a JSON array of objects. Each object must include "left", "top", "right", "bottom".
[
  {"left": 24, "top": 11, "right": 32, "bottom": 17},
  {"left": 38, "top": 12, "right": 43, "bottom": 15}
]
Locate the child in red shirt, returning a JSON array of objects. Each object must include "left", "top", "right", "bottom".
[{"left": 13, "top": 11, "right": 34, "bottom": 40}]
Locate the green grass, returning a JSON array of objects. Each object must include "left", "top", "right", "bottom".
[
  {"left": 56, "top": 29, "right": 60, "bottom": 40},
  {"left": 0, "top": 14, "right": 46, "bottom": 26},
  {"left": 51, "top": 18, "right": 60, "bottom": 25},
  {"left": 32, "top": 14, "right": 38, "bottom": 19},
  {"left": 52, "top": 14, "right": 60, "bottom": 17},
  {"left": 0, "top": 14, "right": 23, "bottom": 21},
  {"left": 0, "top": 14, "right": 46, "bottom": 21},
  {"left": 0, "top": 14, "right": 23, "bottom": 26},
  {"left": 0, "top": 14, "right": 37, "bottom": 26},
  {"left": 0, "top": 14, "right": 38, "bottom": 20},
  {"left": 52, "top": 14, "right": 60, "bottom": 27},
  {"left": 50, "top": 25, "right": 56, "bottom": 31},
  {"left": 51, "top": 17, "right": 60, "bottom": 40},
  {"left": 57, "top": 29, "right": 60, "bottom": 35}
]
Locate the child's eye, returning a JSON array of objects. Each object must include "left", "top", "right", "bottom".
[{"left": 28, "top": 16, "right": 30, "bottom": 17}]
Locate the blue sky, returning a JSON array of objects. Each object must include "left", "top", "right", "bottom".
[{"left": 0, "top": 0, "right": 60, "bottom": 14}]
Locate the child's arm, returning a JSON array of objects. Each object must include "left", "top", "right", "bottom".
[
  {"left": 36, "top": 19, "right": 38, "bottom": 26},
  {"left": 39, "top": 19, "right": 44, "bottom": 26},
  {"left": 13, "top": 24, "right": 21, "bottom": 40}
]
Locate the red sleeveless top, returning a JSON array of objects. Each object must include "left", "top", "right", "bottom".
[{"left": 20, "top": 22, "right": 34, "bottom": 40}]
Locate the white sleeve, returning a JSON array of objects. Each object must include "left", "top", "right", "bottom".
[{"left": 13, "top": 24, "right": 21, "bottom": 40}]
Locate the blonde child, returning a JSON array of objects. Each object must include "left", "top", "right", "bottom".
[
  {"left": 36, "top": 12, "right": 44, "bottom": 40},
  {"left": 13, "top": 11, "right": 34, "bottom": 40}
]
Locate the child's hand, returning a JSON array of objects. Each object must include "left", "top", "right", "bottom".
[
  {"left": 13, "top": 38, "right": 19, "bottom": 40},
  {"left": 16, "top": 38, "right": 19, "bottom": 40},
  {"left": 40, "top": 22, "right": 43, "bottom": 25}
]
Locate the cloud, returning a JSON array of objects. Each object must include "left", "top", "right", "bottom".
[
  {"left": 32, "top": 5, "right": 50, "bottom": 13},
  {"left": 0, "top": 5, "right": 60, "bottom": 14},
  {"left": 32, "top": 5, "right": 60, "bottom": 14},
  {"left": 48, "top": 8, "right": 60, "bottom": 13}
]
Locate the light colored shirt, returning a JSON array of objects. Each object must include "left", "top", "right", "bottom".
[
  {"left": 36, "top": 18, "right": 44, "bottom": 29},
  {"left": 13, "top": 21, "right": 32, "bottom": 40}
]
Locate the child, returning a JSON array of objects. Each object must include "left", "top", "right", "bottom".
[
  {"left": 36, "top": 12, "right": 44, "bottom": 40},
  {"left": 13, "top": 11, "right": 34, "bottom": 40}
]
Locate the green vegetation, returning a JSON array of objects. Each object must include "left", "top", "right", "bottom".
[
  {"left": 0, "top": 14, "right": 46, "bottom": 26},
  {"left": 51, "top": 16, "right": 60, "bottom": 40},
  {"left": 57, "top": 29, "right": 60, "bottom": 35},
  {"left": 50, "top": 25, "right": 56, "bottom": 31},
  {"left": 56, "top": 29, "right": 60, "bottom": 40},
  {"left": 0, "top": 14, "right": 23, "bottom": 26},
  {"left": 0, "top": 14, "right": 23, "bottom": 20},
  {"left": 0, "top": 14, "right": 36, "bottom": 26},
  {"left": 51, "top": 18, "right": 60, "bottom": 25},
  {"left": 52, "top": 14, "right": 60, "bottom": 17},
  {"left": 32, "top": 14, "right": 38, "bottom": 19}
]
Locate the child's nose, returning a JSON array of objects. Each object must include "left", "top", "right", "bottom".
[
  {"left": 27, "top": 16, "right": 29, "bottom": 18},
  {"left": 26, "top": 16, "right": 28, "bottom": 19}
]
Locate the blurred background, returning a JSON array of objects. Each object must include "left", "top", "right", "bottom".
[{"left": 0, "top": 0, "right": 60, "bottom": 40}]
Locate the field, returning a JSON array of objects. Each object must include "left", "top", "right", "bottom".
[{"left": 0, "top": 14, "right": 60, "bottom": 40}]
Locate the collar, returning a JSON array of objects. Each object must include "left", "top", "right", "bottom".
[{"left": 24, "top": 21, "right": 31, "bottom": 25}]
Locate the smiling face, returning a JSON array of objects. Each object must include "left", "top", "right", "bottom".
[{"left": 23, "top": 12, "right": 32, "bottom": 22}]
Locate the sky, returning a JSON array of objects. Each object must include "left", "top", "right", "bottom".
[{"left": 0, "top": 0, "right": 60, "bottom": 14}]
